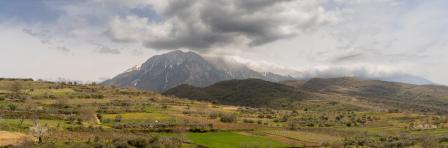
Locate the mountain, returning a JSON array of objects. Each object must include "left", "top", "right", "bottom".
[
  {"left": 284, "top": 77, "right": 448, "bottom": 114},
  {"left": 204, "top": 57, "right": 294, "bottom": 82},
  {"left": 164, "top": 79, "right": 310, "bottom": 108},
  {"left": 102, "top": 50, "right": 293, "bottom": 91}
]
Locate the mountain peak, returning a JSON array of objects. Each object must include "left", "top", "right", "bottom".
[{"left": 103, "top": 50, "right": 294, "bottom": 91}]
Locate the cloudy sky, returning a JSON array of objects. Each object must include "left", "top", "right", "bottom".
[{"left": 0, "top": 0, "right": 447, "bottom": 84}]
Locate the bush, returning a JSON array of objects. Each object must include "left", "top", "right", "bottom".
[
  {"left": 128, "top": 138, "right": 148, "bottom": 147},
  {"left": 243, "top": 119, "right": 255, "bottom": 123},
  {"left": 388, "top": 109, "right": 400, "bottom": 113},
  {"left": 115, "top": 115, "right": 123, "bottom": 122},
  {"left": 219, "top": 113, "right": 237, "bottom": 123},
  {"left": 189, "top": 126, "right": 208, "bottom": 133},
  {"left": 209, "top": 112, "right": 218, "bottom": 119},
  {"left": 112, "top": 139, "right": 128, "bottom": 148},
  {"left": 8, "top": 104, "right": 17, "bottom": 111}
]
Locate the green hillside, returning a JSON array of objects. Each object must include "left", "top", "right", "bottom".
[
  {"left": 298, "top": 77, "right": 448, "bottom": 114},
  {"left": 164, "top": 79, "right": 311, "bottom": 108}
]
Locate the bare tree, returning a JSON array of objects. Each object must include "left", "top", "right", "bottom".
[
  {"left": 30, "top": 123, "right": 48, "bottom": 143},
  {"left": 19, "top": 115, "right": 26, "bottom": 127}
]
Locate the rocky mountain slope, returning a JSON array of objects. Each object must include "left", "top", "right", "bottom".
[{"left": 102, "top": 50, "right": 293, "bottom": 91}]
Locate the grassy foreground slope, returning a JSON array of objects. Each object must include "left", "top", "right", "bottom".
[{"left": 0, "top": 78, "right": 448, "bottom": 147}]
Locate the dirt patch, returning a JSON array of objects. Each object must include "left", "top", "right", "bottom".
[{"left": 0, "top": 131, "right": 33, "bottom": 146}]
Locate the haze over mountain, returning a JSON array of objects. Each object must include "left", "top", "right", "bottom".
[{"left": 102, "top": 50, "right": 293, "bottom": 91}]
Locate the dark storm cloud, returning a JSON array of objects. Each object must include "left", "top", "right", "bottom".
[{"left": 108, "top": 0, "right": 339, "bottom": 51}]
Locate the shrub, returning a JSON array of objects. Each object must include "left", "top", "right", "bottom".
[
  {"left": 112, "top": 139, "right": 128, "bottom": 148},
  {"left": 8, "top": 104, "right": 17, "bottom": 111},
  {"left": 189, "top": 126, "right": 208, "bottom": 133},
  {"left": 388, "top": 109, "right": 400, "bottom": 113},
  {"left": 219, "top": 113, "right": 237, "bottom": 123},
  {"left": 128, "top": 138, "right": 148, "bottom": 147},
  {"left": 243, "top": 119, "right": 255, "bottom": 123},
  {"left": 115, "top": 115, "right": 123, "bottom": 122},
  {"left": 346, "top": 123, "right": 352, "bottom": 127},
  {"left": 209, "top": 112, "right": 218, "bottom": 119},
  {"left": 48, "top": 95, "right": 56, "bottom": 99}
]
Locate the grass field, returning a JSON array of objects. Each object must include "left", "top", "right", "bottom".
[
  {"left": 186, "top": 132, "right": 288, "bottom": 148},
  {"left": 102, "top": 112, "right": 171, "bottom": 123},
  {"left": 261, "top": 129, "right": 342, "bottom": 144},
  {"left": 0, "top": 119, "right": 74, "bottom": 132}
]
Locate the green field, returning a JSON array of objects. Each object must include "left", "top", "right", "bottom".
[{"left": 186, "top": 132, "right": 288, "bottom": 148}]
